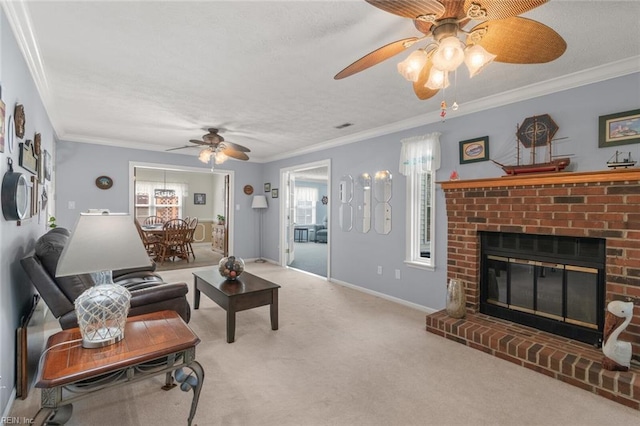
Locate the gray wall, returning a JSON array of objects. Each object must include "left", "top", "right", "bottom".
[
  {"left": 261, "top": 73, "right": 640, "bottom": 311},
  {"left": 0, "top": 11, "right": 57, "bottom": 415}
]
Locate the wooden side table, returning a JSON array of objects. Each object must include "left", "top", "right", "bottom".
[{"left": 34, "top": 310, "right": 204, "bottom": 426}]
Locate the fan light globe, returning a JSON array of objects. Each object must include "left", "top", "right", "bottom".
[
  {"left": 198, "top": 148, "right": 213, "bottom": 163},
  {"left": 431, "top": 36, "right": 465, "bottom": 72},
  {"left": 214, "top": 150, "right": 228, "bottom": 164},
  {"left": 397, "top": 50, "right": 428, "bottom": 82},
  {"left": 425, "top": 67, "right": 450, "bottom": 90},
  {"left": 464, "top": 44, "right": 496, "bottom": 78}
]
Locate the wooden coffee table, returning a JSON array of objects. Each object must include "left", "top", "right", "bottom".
[
  {"left": 34, "top": 310, "right": 204, "bottom": 426},
  {"left": 193, "top": 269, "right": 280, "bottom": 343}
]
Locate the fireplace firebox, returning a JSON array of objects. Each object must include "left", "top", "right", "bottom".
[{"left": 480, "top": 232, "right": 606, "bottom": 345}]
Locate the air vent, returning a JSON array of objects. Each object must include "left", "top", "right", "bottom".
[{"left": 334, "top": 123, "right": 353, "bottom": 129}]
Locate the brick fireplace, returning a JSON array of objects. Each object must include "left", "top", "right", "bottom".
[{"left": 426, "top": 168, "right": 640, "bottom": 409}]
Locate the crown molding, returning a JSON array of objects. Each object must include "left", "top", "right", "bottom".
[{"left": 262, "top": 56, "right": 640, "bottom": 163}]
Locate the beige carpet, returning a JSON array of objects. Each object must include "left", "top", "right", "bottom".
[{"left": 11, "top": 263, "right": 640, "bottom": 425}]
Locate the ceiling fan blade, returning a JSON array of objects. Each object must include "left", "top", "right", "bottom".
[
  {"left": 221, "top": 148, "right": 249, "bottom": 161},
  {"left": 413, "top": 59, "right": 439, "bottom": 100},
  {"left": 366, "top": 0, "right": 446, "bottom": 20},
  {"left": 470, "top": 17, "right": 566, "bottom": 64},
  {"left": 165, "top": 145, "right": 194, "bottom": 152},
  {"left": 334, "top": 37, "right": 420, "bottom": 80},
  {"left": 464, "top": 0, "right": 548, "bottom": 21},
  {"left": 189, "top": 139, "right": 210, "bottom": 145},
  {"left": 220, "top": 141, "right": 251, "bottom": 153}
]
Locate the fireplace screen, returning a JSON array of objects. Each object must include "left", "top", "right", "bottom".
[{"left": 481, "top": 232, "right": 605, "bottom": 345}]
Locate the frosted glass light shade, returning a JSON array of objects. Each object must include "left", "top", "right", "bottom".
[
  {"left": 425, "top": 67, "right": 450, "bottom": 90},
  {"left": 214, "top": 151, "right": 228, "bottom": 164},
  {"left": 464, "top": 44, "right": 496, "bottom": 78},
  {"left": 397, "top": 50, "right": 428, "bottom": 82},
  {"left": 431, "top": 36, "right": 465, "bottom": 71},
  {"left": 199, "top": 148, "right": 213, "bottom": 163}
]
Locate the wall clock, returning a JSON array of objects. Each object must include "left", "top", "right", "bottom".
[
  {"left": 243, "top": 185, "right": 254, "bottom": 195},
  {"left": 2, "top": 159, "right": 30, "bottom": 221},
  {"left": 95, "top": 176, "right": 113, "bottom": 190}
]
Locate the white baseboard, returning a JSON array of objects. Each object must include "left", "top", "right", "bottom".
[
  {"left": 2, "top": 388, "right": 17, "bottom": 420},
  {"left": 328, "top": 277, "right": 437, "bottom": 314}
]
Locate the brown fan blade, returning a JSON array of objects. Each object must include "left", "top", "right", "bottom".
[
  {"left": 366, "top": 0, "right": 445, "bottom": 21},
  {"left": 189, "top": 139, "right": 210, "bottom": 145},
  {"left": 220, "top": 141, "right": 251, "bottom": 153},
  {"left": 439, "top": 0, "right": 467, "bottom": 19},
  {"left": 166, "top": 145, "right": 194, "bottom": 152},
  {"left": 464, "top": 0, "right": 548, "bottom": 21},
  {"left": 334, "top": 37, "right": 420, "bottom": 80},
  {"left": 412, "top": 58, "right": 439, "bottom": 100},
  {"left": 470, "top": 17, "right": 566, "bottom": 64},
  {"left": 221, "top": 147, "right": 249, "bottom": 161}
]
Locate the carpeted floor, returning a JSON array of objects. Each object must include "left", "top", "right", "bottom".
[
  {"left": 288, "top": 242, "right": 328, "bottom": 277},
  {"left": 11, "top": 264, "right": 640, "bottom": 425},
  {"left": 155, "top": 242, "right": 223, "bottom": 272}
]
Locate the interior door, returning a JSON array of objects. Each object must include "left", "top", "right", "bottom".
[{"left": 286, "top": 172, "right": 296, "bottom": 265}]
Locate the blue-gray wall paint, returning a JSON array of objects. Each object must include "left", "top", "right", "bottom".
[{"left": 0, "top": 11, "right": 57, "bottom": 415}]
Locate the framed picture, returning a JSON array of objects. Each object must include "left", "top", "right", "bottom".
[
  {"left": 19, "top": 140, "right": 38, "bottom": 174},
  {"left": 459, "top": 136, "right": 490, "bottom": 164},
  {"left": 264, "top": 182, "right": 271, "bottom": 192},
  {"left": 44, "top": 150, "right": 52, "bottom": 181},
  {"left": 0, "top": 98, "right": 5, "bottom": 153},
  {"left": 598, "top": 109, "right": 640, "bottom": 147},
  {"left": 194, "top": 193, "right": 206, "bottom": 205},
  {"left": 272, "top": 188, "right": 278, "bottom": 198}
]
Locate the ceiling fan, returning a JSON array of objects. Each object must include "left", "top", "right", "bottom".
[
  {"left": 335, "top": 0, "right": 566, "bottom": 103},
  {"left": 167, "top": 128, "right": 251, "bottom": 164}
]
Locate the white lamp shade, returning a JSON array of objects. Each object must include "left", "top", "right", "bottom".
[
  {"left": 251, "top": 195, "right": 268, "bottom": 209},
  {"left": 425, "top": 67, "right": 450, "bottom": 90},
  {"left": 464, "top": 44, "right": 496, "bottom": 78},
  {"left": 431, "top": 36, "right": 465, "bottom": 72},
  {"left": 397, "top": 50, "right": 428, "bottom": 82},
  {"left": 56, "top": 213, "right": 152, "bottom": 277}
]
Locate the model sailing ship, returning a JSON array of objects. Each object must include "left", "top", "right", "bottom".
[
  {"left": 492, "top": 114, "right": 570, "bottom": 176},
  {"left": 606, "top": 151, "right": 637, "bottom": 169}
]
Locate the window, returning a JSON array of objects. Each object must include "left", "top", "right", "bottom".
[
  {"left": 294, "top": 186, "right": 318, "bottom": 225},
  {"left": 406, "top": 171, "right": 435, "bottom": 268},
  {"left": 400, "top": 132, "right": 440, "bottom": 269},
  {"left": 135, "top": 180, "right": 188, "bottom": 222}
]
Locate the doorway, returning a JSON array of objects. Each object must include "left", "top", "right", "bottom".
[
  {"left": 279, "top": 160, "right": 331, "bottom": 278},
  {"left": 129, "top": 161, "right": 235, "bottom": 270}
]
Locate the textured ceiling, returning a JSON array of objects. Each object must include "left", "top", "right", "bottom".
[{"left": 4, "top": 1, "right": 640, "bottom": 163}]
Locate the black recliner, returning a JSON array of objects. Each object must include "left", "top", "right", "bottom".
[{"left": 21, "top": 227, "right": 191, "bottom": 329}]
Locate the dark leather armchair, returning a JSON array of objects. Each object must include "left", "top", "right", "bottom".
[{"left": 21, "top": 228, "right": 191, "bottom": 329}]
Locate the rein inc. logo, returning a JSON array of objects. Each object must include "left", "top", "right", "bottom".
[{"left": 1, "top": 418, "right": 34, "bottom": 424}]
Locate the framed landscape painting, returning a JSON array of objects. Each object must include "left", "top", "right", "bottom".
[
  {"left": 459, "top": 136, "right": 489, "bottom": 164},
  {"left": 598, "top": 109, "right": 640, "bottom": 147}
]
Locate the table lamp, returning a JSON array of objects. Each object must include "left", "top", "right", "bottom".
[
  {"left": 56, "top": 212, "right": 152, "bottom": 348},
  {"left": 251, "top": 195, "right": 268, "bottom": 263}
]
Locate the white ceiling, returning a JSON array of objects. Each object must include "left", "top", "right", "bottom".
[{"left": 4, "top": 1, "right": 640, "bottom": 163}]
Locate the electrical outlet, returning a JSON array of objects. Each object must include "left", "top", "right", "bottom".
[
  {"left": 395, "top": 269, "right": 401, "bottom": 279},
  {"left": 377, "top": 266, "right": 383, "bottom": 275}
]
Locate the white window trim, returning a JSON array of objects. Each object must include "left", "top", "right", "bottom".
[{"left": 405, "top": 170, "right": 435, "bottom": 271}]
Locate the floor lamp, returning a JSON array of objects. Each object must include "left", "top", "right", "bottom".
[{"left": 251, "top": 195, "right": 268, "bottom": 263}]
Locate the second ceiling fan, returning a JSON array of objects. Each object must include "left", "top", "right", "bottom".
[{"left": 167, "top": 128, "right": 251, "bottom": 164}]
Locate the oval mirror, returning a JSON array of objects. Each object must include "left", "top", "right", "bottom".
[
  {"left": 354, "top": 173, "right": 371, "bottom": 233},
  {"left": 374, "top": 170, "right": 392, "bottom": 202},
  {"left": 374, "top": 203, "right": 391, "bottom": 234},
  {"left": 339, "top": 204, "right": 353, "bottom": 231},
  {"left": 339, "top": 174, "right": 353, "bottom": 203}
]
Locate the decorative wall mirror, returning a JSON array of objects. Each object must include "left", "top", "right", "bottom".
[
  {"left": 339, "top": 174, "right": 354, "bottom": 232},
  {"left": 374, "top": 170, "right": 392, "bottom": 234},
  {"left": 2, "top": 158, "right": 30, "bottom": 221},
  {"left": 354, "top": 173, "right": 371, "bottom": 233}
]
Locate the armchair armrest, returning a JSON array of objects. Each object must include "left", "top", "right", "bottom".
[{"left": 112, "top": 261, "right": 157, "bottom": 279}]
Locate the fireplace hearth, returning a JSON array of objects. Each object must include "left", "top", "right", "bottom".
[{"left": 427, "top": 168, "right": 640, "bottom": 410}]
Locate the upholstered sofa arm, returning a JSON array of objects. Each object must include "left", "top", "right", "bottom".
[
  {"left": 129, "top": 282, "right": 188, "bottom": 307},
  {"left": 112, "top": 262, "right": 157, "bottom": 279}
]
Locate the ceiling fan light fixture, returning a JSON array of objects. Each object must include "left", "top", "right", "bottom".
[
  {"left": 431, "top": 36, "right": 465, "bottom": 72},
  {"left": 397, "top": 49, "right": 428, "bottom": 82},
  {"left": 464, "top": 44, "right": 496, "bottom": 78},
  {"left": 213, "top": 151, "right": 228, "bottom": 164},
  {"left": 198, "top": 148, "right": 213, "bottom": 164},
  {"left": 425, "top": 67, "right": 450, "bottom": 90}
]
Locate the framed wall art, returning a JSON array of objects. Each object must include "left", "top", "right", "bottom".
[
  {"left": 19, "top": 140, "right": 38, "bottom": 174},
  {"left": 271, "top": 188, "right": 279, "bottom": 198},
  {"left": 194, "top": 193, "right": 206, "bottom": 205},
  {"left": 264, "top": 182, "right": 271, "bottom": 192},
  {"left": 598, "top": 109, "right": 640, "bottom": 147},
  {"left": 459, "top": 136, "right": 490, "bottom": 164},
  {"left": 44, "top": 150, "right": 52, "bottom": 181},
  {"left": 14, "top": 104, "right": 25, "bottom": 139},
  {"left": 0, "top": 97, "right": 5, "bottom": 153}
]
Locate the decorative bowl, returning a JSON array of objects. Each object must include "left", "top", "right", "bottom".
[{"left": 218, "top": 256, "right": 245, "bottom": 280}]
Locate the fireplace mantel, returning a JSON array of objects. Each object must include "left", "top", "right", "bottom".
[{"left": 439, "top": 168, "right": 640, "bottom": 190}]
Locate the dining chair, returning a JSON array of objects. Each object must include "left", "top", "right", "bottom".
[
  {"left": 135, "top": 219, "right": 161, "bottom": 257},
  {"left": 156, "top": 219, "right": 190, "bottom": 264},
  {"left": 186, "top": 217, "right": 199, "bottom": 259},
  {"left": 144, "top": 215, "right": 164, "bottom": 226}
]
